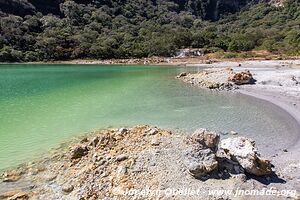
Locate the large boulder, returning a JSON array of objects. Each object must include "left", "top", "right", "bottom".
[
  {"left": 184, "top": 129, "right": 220, "bottom": 178},
  {"left": 187, "top": 129, "right": 220, "bottom": 150},
  {"left": 228, "top": 70, "right": 254, "bottom": 85},
  {"left": 219, "top": 137, "right": 272, "bottom": 176}
]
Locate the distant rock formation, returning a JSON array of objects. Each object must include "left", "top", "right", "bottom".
[{"left": 177, "top": 68, "right": 256, "bottom": 90}]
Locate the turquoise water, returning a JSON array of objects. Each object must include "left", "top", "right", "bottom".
[{"left": 0, "top": 64, "right": 298, "bottom": 170}]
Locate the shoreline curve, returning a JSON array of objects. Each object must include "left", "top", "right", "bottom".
[{"left": 238, "top": 89, "right": 300, "bottom": 151}]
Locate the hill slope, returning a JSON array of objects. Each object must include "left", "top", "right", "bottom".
[
  {"left": 0, "top": 0, "right": 299, "bottom": 62},
  {"left": 0, "top": 0, "right": 254, "bottom": 20}
]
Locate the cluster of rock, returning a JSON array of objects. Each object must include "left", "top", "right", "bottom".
[
  {"left": 184, "top": 129, "right": 273, "bottom": 179},
  {"left": 177, "top": 68, "right": 255, "bottom": 90}
]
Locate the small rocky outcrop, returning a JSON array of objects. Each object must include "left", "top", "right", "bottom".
[
  {"left": 219, "top": 137, "right": 272, "bottom": 176},
  {"left": 177, "top": 68, "right": 255, "bottom": 90},
  {"left": 183, "top": 129, "right": 220, "bottom": 178},
  {"left": 228, "top": 70, "right": 254, "bottom": 85}
]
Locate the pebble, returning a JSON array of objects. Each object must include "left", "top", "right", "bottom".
[
  {"left": 28, "top": 168, "right": 39, "bottom": 176},
  {"left": 117, "top": 166, "right": 128, "bottom": 175},
  {"left": 150, "top": 139, "right": 160, "bottom": 146},
  {"left": 145, "top": 128, "right": 158, "bottom": 136},
  {"left": 80, "top": 137, "right": 88, "bottom": 143},
  {"left": 45, "top": 174, "right": 57, "bottom": 182},
  {"left": 62, "top": 184, "right": 74, "bottom": 193},
  {"left": 70, "top": 145, "right": 88, "bottom": 159},
  {"left": 97, "top": 160, "right": 106, "bottom": 166},
  {"left": 118, "top": 128, "right": 128, "bottom": 135},
  {"left": 177, "top": 72, "right": 187, "bottom": 78},
  {"left": 116, "top": 154, "right": 128, "bottom": 162},
  {"left": 230, "top": 131, "right": 238, "bottom": 135},
  {"left": 220, "top": 132, "right": 229, "bottom": 136},
  {"left": 89, "top": 136, "right": 100, "bottom": 147}
]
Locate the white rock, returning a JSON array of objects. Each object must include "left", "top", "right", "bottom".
[{"left": 220, "top": 137, "right": 272, "bottom": 176}]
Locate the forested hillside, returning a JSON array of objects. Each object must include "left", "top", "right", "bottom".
[
  {"left": 0, "top": 0, "right": 253, "bottom": 20},
  {"left": 0, "top": 0, "right": 299, "bottom": 62}
]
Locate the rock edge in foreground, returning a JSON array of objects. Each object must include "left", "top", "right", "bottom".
[{"left": 184, "top": 129, "right": 273, "bottom": 179}]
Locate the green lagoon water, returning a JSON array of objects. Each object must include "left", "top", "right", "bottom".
[{"left": 0, "top": 64, "right": 299, "bottom": 170}]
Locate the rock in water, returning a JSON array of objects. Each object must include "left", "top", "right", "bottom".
[
  {"left": 177, "top": 72, "right": 187, "bottom": 78},
  {"left": 184, "top": 129, "right": 220, "bottom": 178},
  {"left": 219, "top": 137, "right": 272, "bottom": 176}
]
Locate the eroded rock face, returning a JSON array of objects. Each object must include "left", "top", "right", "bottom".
[
  {"left": 219, "top": 137, "right": 272, "bottom": 176},
  {"left": 184, "top": 129, "right": 220, "bottom": 178}
]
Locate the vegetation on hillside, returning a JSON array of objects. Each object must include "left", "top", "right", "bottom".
[{"left": 0, "top": 0, "right": 299, "bottom": 62}]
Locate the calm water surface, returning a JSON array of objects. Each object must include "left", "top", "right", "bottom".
[{"left": 0, "top": 64, "right": 298, "bottom": 170}]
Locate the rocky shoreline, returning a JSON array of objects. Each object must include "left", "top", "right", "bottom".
[
  {"left": 2, "top": 125, "right": 299, "bottom": 200},
  {"left": 178, "top": 60, "right": 300, "bottom": 199},
  {"left": 27, "top": 56, "right": 300, "bottom": 66},
  {"left": 176, "top": 68, "right": 255, "bottom": 91},
  {"left": 1, "top": 60, "right": 300, "bottom": 200}
]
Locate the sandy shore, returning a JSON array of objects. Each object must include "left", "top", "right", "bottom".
[{"left": 186, "top": 60, "right": 300, "bottom": 148}]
